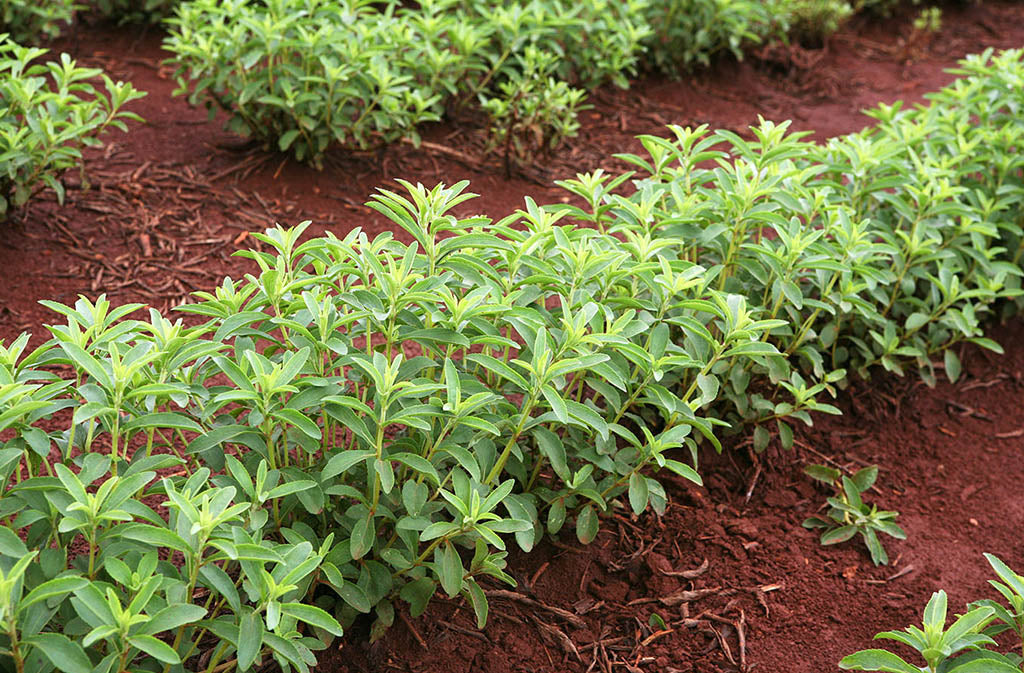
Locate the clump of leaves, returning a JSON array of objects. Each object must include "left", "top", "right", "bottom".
[
  {"left": 0, "top": 36, "right": 145, "bottom": 221},
  {"left": 841, "top": 556, "right": 1024, "bottom": 672},
  {"left": 784, "top": 0, "right": 853, "bottom": 47},
  {"left": 481, "top": 47, "right": 589, "bottom": 170},
  {"left": 642, "top": 0, "right": 788, "bottom": 73},
  {"left": 0, "top": 0, "right": 75, "bottom": 43},
  {"left": 972, "top": 553, "right": 1024, "bottom": 659},
  {"left": 802, "top": 464, "right": 905, "bottom": 565},
  {"left": 90, "top": 0, "right": 180, "bottom": 24}
]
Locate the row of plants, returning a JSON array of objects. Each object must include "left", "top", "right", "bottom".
[
  {"left": 160, "top": 0, "right": 945, "bottom": 167},
  {"left": 0, "top": 0, "right": 176, "bottom": 43},
  {"left": 0, "top": 46, "right": 1020, "bottom": 671},
  {"left": 1, "top": 0, "right": 949, "bottom": 220}
]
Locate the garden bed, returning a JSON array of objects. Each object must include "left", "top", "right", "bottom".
[{"left": 2, "top": 2, "right": 1024, "bottom": 673}]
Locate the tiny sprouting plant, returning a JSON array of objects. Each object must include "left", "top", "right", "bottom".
[
  {"left": 913, "top": 6, "right": 942, "bottom": 33},
  {"left": 841, "top": 556, "right": 1024, "bottom": 673},
  {"left": 802, "top": 464, "right": 905, "bottom": 565},
  {"left": 0, "top": 36, "right": 145, "bottom": 221}
]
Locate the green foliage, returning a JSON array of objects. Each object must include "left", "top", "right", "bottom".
[
  {"left": 802, "top": 464, "right": 904, "bottom": 565},
  {"left": 0, "top": 0, "right": 75, "bottom": 43},
  {"left": 558, "top": 47, "right": 1024, "bottom": 446},
  {"left": 0, "top": 46, "right": 1022, "bottom": 671},
  {"left": 784, "top": 0, "right": 854, "bottom": 46},
  {"left": 164, "top": 0, "right": 649, "bottom": 167},
  {"left": 481, "top": 47, "right": 589, "bottom": 167},
  {"left": 972, "top": 553, "right": 1024, "bottom": 653},
  {"left": 0, "top": 36, "right": 145, "bottom": 221},
  {"left": 642, "top": 0, "right": 787, "bottom": 73},
  {"left": 841, "top": 557, "right": 1024, "bottom": 672},
  {"left": 90, "top": 0, "right": 180, "bottom": 24}
]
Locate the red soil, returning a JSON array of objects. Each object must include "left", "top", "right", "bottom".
[{"left": 3, "top": 2, "right": 1024, "bottom": 672}]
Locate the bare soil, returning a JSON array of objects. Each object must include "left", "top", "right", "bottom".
[{"left": 4, "top": 3, "right": 1024, "bottom": 672}]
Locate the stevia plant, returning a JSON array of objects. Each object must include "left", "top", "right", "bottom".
[
  {"left": 91, "top": 0, "right": 180, "bottom": 24},
  {"left": 839, "top": 590, "right": 1020, "bottom": 673},
  {"left": 0, "top": 36, "right": 145, "bottom": 221},
  {"left": 972, "top": 553, "right": 1024, "bottom": 658},
  {"left": 553, "top": 47, "right": 1024, "bottom": 447},
  {"left": 0, "top": 176, "right": 785, "bottom": 668},
  {"left": 642, "top": 0, "right": 787, "bottom": 73},
  {"left": 0, "top": 0, "right": 74, "bottom": 43},
  {"left": 801, "top": 464, "right": 905, "bottom": 565},
  {"left": 841, "top": 555, "right": 1024, "bottom": 672},
  {"left": 480, "top": 47, "right": 589, "bottom": 169}
]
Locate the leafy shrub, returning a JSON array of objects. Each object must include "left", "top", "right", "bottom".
[
  {"left": 802, "top": 464, "right": 904, "bottom": 565},
  {"left": 164, "top": 0, "right": 649, "bottom": 167},
  {"left": 90, "top": 0, "right": 180, "bottom": 24},
  {"left": 559, "top": 47, "right": 1024, "bottom": 447},
  {"left": 0, "top": 0, "right": 74, "bottom": 43},
  {"left": 0, "top": 174, "right": 785, "bottom": 667},
  {"left": 0, "top": 36, "right": 145, "bottom": 221},
  {"left": 481, "top": 47, "right": 589, "bottom": 167},
  {"left": 784, "top": 0, "right": 854, "bottom": 46},
  {"left": 164, "top": 0, "right": 442, "bottom": 168},
  {"left": 841, "top": 554, "right": 1024, "bottom": 672},
  {"left": 0, "top": 47, "right": 1022, "bottom": 672},
  {"left": 642, "top": 0, "right": 788, "bottom": 73}
]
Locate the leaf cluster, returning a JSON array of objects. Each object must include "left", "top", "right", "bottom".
[
  {"left": 163, "top": 0, "right": 650, "bottom": 167},
  {"left": 840, "top": 554, "right": 1024, "bottom": 672},
  {"left": 801, "top": 464, "right": 905, "bottom": 565},
  {"left": 0, "top": 36, "right": 145, "bottom": 221},
  {"left": 558, "top": 47, "right": 1024, "bottom": 449},
  {"left": 0, "top": 0, "right": 75, "bottom": 44}
]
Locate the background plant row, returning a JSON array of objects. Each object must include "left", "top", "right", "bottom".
[
  {"left": 3, "top": 0, "right": 940, "bottom": 170},
  {"left": 0, "top": 47, "right": 1020, "bottom": 672}
]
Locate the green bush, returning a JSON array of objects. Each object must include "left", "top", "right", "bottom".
[
  {"left": 0, "top": 0, "right": 74, "bottom": 43},
  {"left": 642, "top": 0, "right": 788, "bottom": 72},
  {"left": 0, "top": 36, "right": 145, "bottom": 221},
  {"left": 0, "top": 47, "right": 1021, "bottom": 671},
  {"left": 784, "top": 0, "right": 854, "bottom": 46},
  {"left": 559, "top": 47, "right": 1024, "bottom": 448},
  {"left": 481, "top": 47, "right": 589, "bottom": 166},
  {"left": 90, "top": 0, "right": 180, "bottom": 24},
  {"left": 163, "top": 0, "right": 649, "bottom": 167}
]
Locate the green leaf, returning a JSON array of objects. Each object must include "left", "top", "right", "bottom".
[
  {"left": 0, "top": 526, "right": 29, "bottom": 557},
  {"left": 237, "top": 609, "right": 263, "bottom": 671},
  {"left": 628, "top": 472, "right": 648, "bottom": 515},
  {"left": 820, "top": 525, "right": 858, "bottom": 545},
  {"left": 465, "top": 578, "right": 489, "bottom": 629},
  {"left": 280, "top": 602, "right": 344, "bottom": 636},
  {"left": 944, "top": 349, "right": 962, "bottom": 384},
  {"left": 399, "top": 577, "right": 435, "bottom": 618},
  {"left": 321, "top": 450, "right": 374, "bottom": 481},
  {"left": 128, "top": 635, "right": 180, "bottom": 664},
  {"left": 24, "top": 633, "right": 92, "bottom": 673},
  {"left": 20, "top": 575, "right": 88, "bottom": 612},
  {"left": 838, "top": 649, "right": 920, "bottom": 672},
  {"left": 438, "top": 541, "right": 463, "bottom": 598},
  {"left": 576, "top": 504, "right": 599, "bottom": 545}
]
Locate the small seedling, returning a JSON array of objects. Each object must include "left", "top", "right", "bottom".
[
  {"left": 840, "top": 589, "right": 1019, "bottom": 673},
  {"left": 842, "top": 555, "right": 1024, "bottom": 672},
  {"left": 802, "top": 464, "right": 905, "bottom": 565}
]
